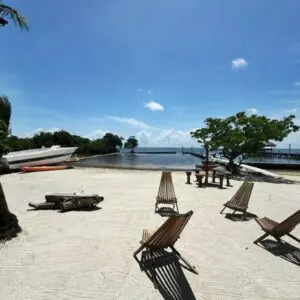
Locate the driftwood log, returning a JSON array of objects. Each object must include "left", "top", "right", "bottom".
[
  {"left": 29, "top": 193, "right": 104, "bottom": 212},
  {"left": 0, "top": 183, "right": 21, "bottom": 241}
]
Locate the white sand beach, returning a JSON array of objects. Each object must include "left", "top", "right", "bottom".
[{"left": 0, "top": 168, "right": 300, "bottom": 300}]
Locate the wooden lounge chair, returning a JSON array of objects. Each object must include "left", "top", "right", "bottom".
[
  {"left": 155, "top": 171, "right": 179, "bottom": 214},
  {"left": 133, "top": 210, "right": 198, "bottom": 287},
  {"left": 220, "top": 181, "right": 254, "bottom": 220},
  {"left": 253, "top": 210, "right": 300, "bottom": 244}
]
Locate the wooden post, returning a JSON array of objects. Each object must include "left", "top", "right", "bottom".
[
  {"left": 226, "top": 175, "right": 230, "bottom": 187},
  {"left": 212, "top": 170, "right": 216, "bottom": 183},
  {"left": 186, "top": 171, "right": 192, "bottom": 184},
  {"left": 219, "top": 175, "right": 224, "bottom": 189}
]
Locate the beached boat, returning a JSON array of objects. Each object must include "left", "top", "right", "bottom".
[
  {"left": 21, "top": 165, "right": 70, "bottom": 173},
  {"left": 3, "top": 145, "right": 78, "bottom": 170}
]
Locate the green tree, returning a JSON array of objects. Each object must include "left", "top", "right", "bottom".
[
  {"left": 0, "top": 1, "right": 28, "bottom": 241},
  {"left": 0, "top": 1, "right": 28, "bottom": 29},
  {"left": 124, "top": 136, "right": 139, "bottom": 153},
  {"left": 0, "top": 95, "right": 11, "bottom": 157},
  {"left": 191, "top": 112, "right": 299, "bottom": 172},
  {"left": 102, "top": 133, "right": 123, "bottom": 153}
]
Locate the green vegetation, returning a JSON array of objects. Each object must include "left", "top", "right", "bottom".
[
  {"left": 0, "top": 1, "right": 28, "bottom": 30},
  {"left": 0, "top": 95, "right": 11, "bottom": 158},
  {"left": 124, "top": 136, "right": 139, "bottom": 153},
  {"left": 191, "top": 111, "right": 299, "bottom": 172},
  {"left": 7, "top": 131, "right": 124, "bottom": 156}
]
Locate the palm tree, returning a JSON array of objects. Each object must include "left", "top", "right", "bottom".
[
  {"left": 0, "top": 1, "right": 28, "bottom": 30},
  {"left": 0, "top": 95, "right": 11, "bottom": 129},
  {"left": 0, "top": 1, "right": 27, "bottom": 240}
]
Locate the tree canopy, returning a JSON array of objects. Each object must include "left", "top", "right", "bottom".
[
  {"left": 6, "top": 130, "right": 125, "bottom": 156},
  {"left": 191, "top": 111, "right": 299, "bottom": 168},
  {"left": 124, "top": 136, "right": 139, "bottom": 153},
  {"left": 0, "top": 1, "right": 28, "bottom": 30}
]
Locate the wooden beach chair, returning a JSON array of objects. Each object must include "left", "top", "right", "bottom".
[
  {"left": 253, "top": 210, "right": 300, "bottom": 244},
  {"left": 220, "top": 181, "right": 254, "bottom": 221},
  {"left": 155, "top": 171, "right": 179, "bottom": 214},
  {"left": 133, "top": 210, "right": 198, "bottom": 287}
]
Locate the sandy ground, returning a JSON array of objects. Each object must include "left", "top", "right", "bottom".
[{"left": 0, "top": 168, "right": 300, "bottom": 300}]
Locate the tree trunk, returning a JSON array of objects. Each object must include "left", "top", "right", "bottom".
[
  {"left": 204, "top": 144, "right": 209, "bottom": 184},
  {"left": 0, "top": 183, "right": 9, "bottom": 217},
  {"left": 0, "top": 183, "right": 21, "bottom": 240}
]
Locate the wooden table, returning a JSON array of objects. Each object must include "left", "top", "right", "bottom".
[{"left": 212, "top": 168, "right": 231, "bottom": 189}]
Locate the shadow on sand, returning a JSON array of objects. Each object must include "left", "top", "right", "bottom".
[
  {"left": 136, "top": 250, "right": 196, "bottom": 300},
  {"left": 232, "top": 173, "right": 300, "bottom": 184},
  {"left": 156, "top": 207, "right": 179, "bottom": 217},
  {"left": 224, "top": 212, "right": 257, "bottom": 222},
  {"left": 259, "top": 239, "right": 300, "bottom": 266}
]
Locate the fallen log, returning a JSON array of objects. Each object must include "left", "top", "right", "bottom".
[
  {"left": 59, "top": 195, "right": 104, "bottom": 212},
  {"left": 29, "top": 193, "right": 104, "bottom": 212},
  {"left": 28, "top": 202, "right": 58, "bottom": 210}
]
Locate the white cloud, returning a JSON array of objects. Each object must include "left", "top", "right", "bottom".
[
  {"left": 136, "top": 88, "right": 143, "bottom": 92},
  {"left": 231, "top": 57, "right": 248, "bottom": 70},
  {"left": 294, "top": 81, "right": 300, "bottom": 87},
  {"left": 148, "top": 89, "right": 155, "bottom": 95},
  {"left": 85, "top": 129, "right": 107, "bottom": 140},
  {"left": 23, "top": 127, "right": 61, "bottom": 138},
  {"left": 136, "top": 130, "right": 152, "bottom": 145},
  {"left": 247, "top": 108, "right": 258, "bottom": 114},
  {"left": 107, "top": 116, "right": 151, "bottom": 129},
  {"left": 145, "top": 100, "right": 164, "bottom": 111},
  {"left": 154, "top": 129, "right": 194, "bottom": 146},
  {"left": 285, "top": 108, "right": 298, "bottom": 114}
]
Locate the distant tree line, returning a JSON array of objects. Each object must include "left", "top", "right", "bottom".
[{"left": 6, "top": 131, "right": 139, "bottom": 156}]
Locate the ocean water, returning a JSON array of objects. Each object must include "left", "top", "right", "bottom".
[
  {"left": 77, "top": 147, "right": 300, "bottom": 169},
  {"left": 77, "top": 152, "right": 202, "bottom": 170}
]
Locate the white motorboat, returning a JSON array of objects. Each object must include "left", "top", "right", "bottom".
[{"left": 3, "top": 145, "right": 78, "bottom": 170}]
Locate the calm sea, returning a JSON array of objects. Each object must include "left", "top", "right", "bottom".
[{"left": 77, "top": 147, "right": 300, "bottom": 170}]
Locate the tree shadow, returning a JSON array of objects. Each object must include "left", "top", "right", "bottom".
[
  {"left": 231, "top": 173, "right": 300, "bottom": 184},
  {"left": 136, "top": 249, "right": 196, "bottom": 300},
  {"left": 258, "top": 239, "right": 300, "bottom": 266},
  {"left": 224, "top": 212, "right": 257, "bottom": 222}
]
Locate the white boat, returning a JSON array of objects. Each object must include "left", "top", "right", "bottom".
[{"left": 3, "top": 145, "right": 78, "bottom": 170}]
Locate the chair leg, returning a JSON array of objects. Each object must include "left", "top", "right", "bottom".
[
  {"left": 241, "top": 211, "right": 246, "bottom": 221},
  {"left": 170, "top": 245, "right": 198, "bottom": 274},
  {"left": 287, "top": 233, "right": 300, "bottom": 243},
  {"left": 150, "top": 250, "right": 158, "bottom": 289},
  {"left": 253, "top": 233, "right": 269, "bottom": 244},
  {"left": 220, "top": 206, "right": 226, "bottom": 214},
  {"left": 133, "top": 244, "right": 145, "bottom": 261}
]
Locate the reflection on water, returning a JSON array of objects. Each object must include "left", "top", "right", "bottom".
[{"left": 77, "top": 153, "right": 202, "bottom": 170}]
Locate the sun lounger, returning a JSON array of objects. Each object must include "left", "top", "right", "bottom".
[
  {"left": 155, "top": 171, "right": 179, "bottom": 214},
  {"left": 220, "top": 181, "right": 254, "bottom": 220},
  {"left": 133, "top": 210, "right": 197, "bottom": 287},
  {"left": 253, "top": 210, "right": 300, "bottom": 244}
]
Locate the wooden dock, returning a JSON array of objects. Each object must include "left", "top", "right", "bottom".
[{"left": 249, "top": 152, "right": 300, "bottom": 160}]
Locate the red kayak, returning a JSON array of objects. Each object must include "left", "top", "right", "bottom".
[{"left": 21, "top": 165, "right": 70, "bottom": 173}]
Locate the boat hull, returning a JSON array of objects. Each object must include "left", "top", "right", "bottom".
[
  {"left": 21, "top": 165, "right": 70, "bottom": 173},
  {"left": 4, "top": 147, "right": 77, "bottom": 170}
]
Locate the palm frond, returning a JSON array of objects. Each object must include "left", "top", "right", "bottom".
[
  {"left": 0, "top": 95, "right": 12, "bottom": 128},
  {"left": 0, "top": 3, "right": 28, "bottom": 30}
]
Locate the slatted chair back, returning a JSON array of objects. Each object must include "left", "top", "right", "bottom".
[
  {"left": 274, "top": 210, "right": 300, "bottom": 237},
  {"left": 156, "top": 171, "right": 177, "bottom": 204},
  {"left": 225, "top": 181, "right": 254, "bottom": 211},
  {"left": 145, "top": 211, "right": 193, "bottom": 249}
]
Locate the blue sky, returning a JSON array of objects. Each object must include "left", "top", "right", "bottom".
[{"left": 2, "top": 0, "right": 300, "bottom": 147}]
